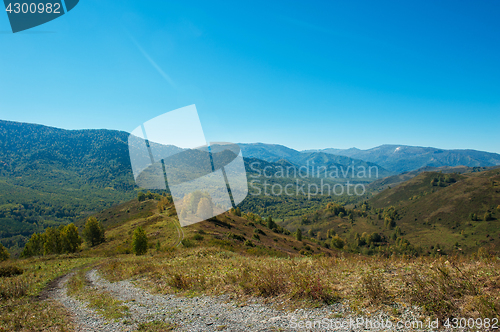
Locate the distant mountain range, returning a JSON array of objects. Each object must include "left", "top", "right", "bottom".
[
  {"left": 303, "top": 145, "right": 500, "bottom": 173},
  {"left": 1, "top": 119, "right": 500, "bottom": 252},
  {"left": 238, "top": 143, "right": 392, "bottom": 180}
]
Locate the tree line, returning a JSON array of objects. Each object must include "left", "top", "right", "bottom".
[{"left": 20, "top": 217, "right": 105, "bottom": 258}]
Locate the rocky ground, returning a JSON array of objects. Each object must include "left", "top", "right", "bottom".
[{"left": 46, "top": 269, "right": 454, "bottom": 331}]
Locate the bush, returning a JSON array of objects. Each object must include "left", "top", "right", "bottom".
[
  {"left": 484, "top": 212, "right": 493, "bottom": 221},
  {"left": 254, "top": 228, "right": 266, "bottom": 236},
  {"left": 181, "top": 239, "right": 195, "bottom": 248},
  {"left": 228, "top": 233, "right": 245, "bottom": 242},
  {"left": 406, "top": 264, "right": 479, "bottom": 320},
  {"left": 244, "top": 240, "right": 255, "bottom": 247},
  {"left": 132, "top": 227, "right": 148, "bottom": 255},
  {"left": 192, "top": 234, "right": 204, "bottom": 241},
  {"left": 361, "top": 272, "right": 389, "bottom": 304},
  {"left": 0, "top": 243, "right": 9, "bottom": 261},
  {"left": 331, "top": 235, "right": 345, "bottom": 249},
  {"left": 0, "top": 265, "right": 23, "bottom": 278},
  {"left": 0, "top": 278, "right": 28, "bottom": 300}
]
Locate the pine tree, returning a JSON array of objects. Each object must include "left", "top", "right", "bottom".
[
  {"left": 266, "top": 217, "right": 276, "bottom": 229},
  {"left": 132, "top": 227, "right": 148, "bottom": 255},
  {"left": 296, "top": 228, "right": 302, "bottom": 241}
]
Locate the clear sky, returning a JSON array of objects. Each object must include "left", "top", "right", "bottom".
[{"left": 1, "top": 0, "right": 499, "bottom": 153}]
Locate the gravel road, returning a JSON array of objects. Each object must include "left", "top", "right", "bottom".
[{"left": 47, "top": 269, "right": 444, "bottom": 331}]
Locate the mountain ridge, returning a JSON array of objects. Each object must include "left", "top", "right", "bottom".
[{"left": 303, "top": 144, "right": 500, "bottom": 173}]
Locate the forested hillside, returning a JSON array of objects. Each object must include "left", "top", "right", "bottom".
[
  {"left": 0, "top": 120, "right": 137, "bottom": 254},
  {"left": 280, "top": 168, "right": 500, "bottom": 255}
]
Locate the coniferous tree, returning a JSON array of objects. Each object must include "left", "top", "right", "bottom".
[
  {"left": 132, "top": 227, "right": 148, "bottom": 255},
  {"left": 266, "top": 216, "right": 276, "bottom": 229},
  {"left": 296, "top": 228, "right": 302, "bottom": 241}
]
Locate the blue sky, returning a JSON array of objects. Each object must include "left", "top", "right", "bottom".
[{"left": 1, "top": 0, "right": 499, "bottom": 152}]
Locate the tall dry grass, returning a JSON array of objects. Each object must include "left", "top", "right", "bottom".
[{"left": 98, "top": 248, "right": 500, "bottom": 319}]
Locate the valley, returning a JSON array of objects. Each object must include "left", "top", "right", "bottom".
[{"left": 1, "top": 120, "right": 500, "bottom": 331}]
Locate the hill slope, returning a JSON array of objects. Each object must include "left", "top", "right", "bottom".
[
  {"left": 84, "top": 197, "right": 336, "bottom": 258},
  {"left": 280, "top": 168, "right": 500, "bottom": 254},
  {"left": 0, "top": 120, "right": 138, "bottom": 252}
]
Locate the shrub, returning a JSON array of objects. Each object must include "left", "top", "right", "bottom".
[
  {"left": 361, "top": 272, "right": 389, "bottom": 304},
  {"left": 132, "top": 227, "right": 148, "bottom": 255},
  {"left": 193, "top": 234, "right": 204, "bottom": 241},
  {"left": 230, "top": 207, "right": 241, "bottom": 216},
  {"left": 0, "top": 278, "right": 28, "bottom": 300},
  {"left": 484, "top": 212, "right": 493, "bottom": 221},
  {"left": 181, "top": 239, "right": 195, "bottom": 248},
  {"left": 331, "top": 235, "right": 345, "bottom": 249},
  {"left": 228, "top": 233, "right": 245, "bottom": 241},
  {"left": 0, "top": 265, "right": 23, "bottom": 277},
  {"left": 169, "top": 274, "right": 190, "bottom": 289},
  {"left": 254, "top": 228, "right": 266, "bottom": 236},
  {"left": 244, "top": 240, "right": 255, "bottom": 247},
  {"left": 405, "top": 264, "right": 479, "bottom": 320},
  {"left": 0, "top": 243, "right": 9, "bottom": 261}
]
